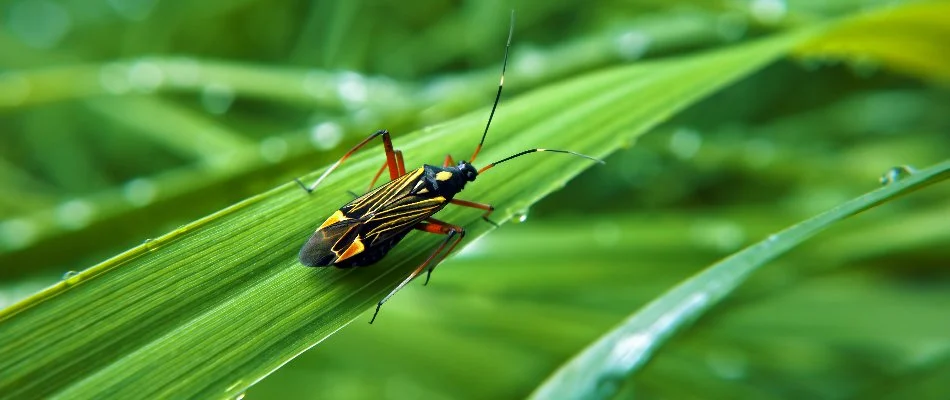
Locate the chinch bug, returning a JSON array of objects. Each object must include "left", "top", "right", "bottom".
[{"left": 295, "top": 14, "right": 603, "bottom": 323}]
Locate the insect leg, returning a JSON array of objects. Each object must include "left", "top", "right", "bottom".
[
  {"left": 369, "top": 220, "right": 464, "bottom": 324},
  {"left": 442, "top": 154, "right": 455, "bottom": 167},
  {"left": 415, "top": 218, "right": 466, "bottom": 285},
  {"left": 450, "top": 199, "right": 498, "bottom": 227},
  {"left": 295, "top": 129, "right": 400, "bottom": 193},
  {"left": 366, "top": 150, "right": 406, "bottom": 191},
  {"left": 395, "top": 150, "right": 406, "bottom": 175}
]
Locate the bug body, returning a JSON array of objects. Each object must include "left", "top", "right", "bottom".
[
  {"left": 299, "top": 162, "right": 477, "bottom": 267},
  {"left": 295, "top": 13, "right": 602, "bottom": 323}
]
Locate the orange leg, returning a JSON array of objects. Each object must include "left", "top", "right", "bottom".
[
  {"left": 366, "top": 150, "right": 406, "bottom": 191},
  {"left": 295, "top": 129, "right": 401, "bottom": 193},
  {"left": 369, "top": 218, "right": 465, "bottom": 324},
  {"left": 442, "top": 154, "right": 455, "bottom": 167},
  {"left": 450, "top": 198, "right": 498, "bottom": 227}
]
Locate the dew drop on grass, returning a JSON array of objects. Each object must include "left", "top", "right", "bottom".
[
  {"left": 0, "top": 218, "right": 38, "bottom": 250},
  {"left": 335, "top": 72, "right": 368, "bottom": 108},
  {"left": 715, "top": 12, "right": 747, "bottom": 42},
  {"left": 201, "top": 83, "right": 236, "bottom": 115},
  {"left": 124, "top": 178, "right": 158, "bottom": 206},
  {"left": 513, "top": 209, "right": 530, "bottom": 223},
  {"left": 7, "top": 0, "right": 72, "bottom": 49},
  {"left": 234, "top": 393, "right": 246, "bottom": 400},
  {"left": 56, "top": 199, "right": 95, "bottom": 230},
  {"left": 615, "top": 30, "right": 651, "bottom": 61},
  {"left": 514, "top": 46, "right": 546, "bottom": 79},
  {"left": 879, "top": 165, "right": 916, "bottom": 185},
  {"left": 128, "top": 59, "right": 164, "bottom": 92},
  {"left": 164, "top": 57, "right": 200, "bottom": 87},
  {"left": 62, "top": 270, "right": 82, "bottom": 285},
  {"left": 259, "top": 137, "right": 288, "bottom": 163},
  {"left": 750, "top": 0, "right": 787, "bottom": 24},
  {"left": 669, "top": 127, "right": 702, "bottom": 160},
  {"left": 691, "top": 219, "right": 745, "bottom": 252},
  {"left": 310, "top": 122, "right": 343, "bottom": 150}
]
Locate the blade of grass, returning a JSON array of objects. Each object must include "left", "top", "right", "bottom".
[
  {"left": 529, "top": 159, "right": 950, "bottom": 400},
  {"left": 794, "top": 1, "right": 950, "bottom": 82},
  {"left": 0, "top": 29, "right": 817, "bottom": 398}
]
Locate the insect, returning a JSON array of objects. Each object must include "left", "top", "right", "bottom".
[{"left": 295, "top": 14, "right": 603, "bottom": 323}]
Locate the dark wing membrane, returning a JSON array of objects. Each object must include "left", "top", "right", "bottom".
[{"left": 298, "top": 217, "right": 362, "bottom": 267}]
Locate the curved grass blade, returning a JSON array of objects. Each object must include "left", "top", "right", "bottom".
[
  {"left": 530, "top": 159, "right": 950, "bottom": 400},
  {"left": 0, "top": 30, "right": 816, "bottom": 398}
]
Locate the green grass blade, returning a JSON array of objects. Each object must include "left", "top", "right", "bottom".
[
  {"left": 0, "top": 29, "right": 815, "bottom": 398},
  {"left": 530, "top": 159, "right": 950, "bottom": 400}
]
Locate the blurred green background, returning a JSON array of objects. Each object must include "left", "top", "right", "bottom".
[{"left": 2, "top": 0, "right": 949, "bottom": 398}]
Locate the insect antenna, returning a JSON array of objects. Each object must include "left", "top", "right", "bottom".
[
  {"left": 469, "top": 11, "right": 515, "bottom": 164},
  {"left": 477, "top": 148, "right": 604, "bottom": 174}
]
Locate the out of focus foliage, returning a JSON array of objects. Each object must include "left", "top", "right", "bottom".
[{"left": 1, "top": 0, "right": 949, "bottom": 399}]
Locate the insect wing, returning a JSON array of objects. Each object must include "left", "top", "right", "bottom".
[
  {"left": 299, "top": 217, "right": 362, "bottom": 267},
  {"left": 343, "top": 168, "right": 446, "bottom": 246},
  {"left": 360, "top": 196, "right": 446, "bottom": 245}
]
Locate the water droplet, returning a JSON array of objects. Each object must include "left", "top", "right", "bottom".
[
  {"left": 124, "top": 178, "right": 158, "bottom": 206},
  {"left": 164, "top": 58, "right": 201, "bottom": 87},
  {"left": 750, "top": 0, "right": 787, "bottom": 24},
  {"left": 107, "top": 0, "right": 158, "bottom": 21},
  {"left": 669, "top": 127, "right": 702, "bottom": 160},
  {"left": 513, "top": 47, "right": 546, "bottom": 78},
  {"left": 513, "top": 209, "right": 530, "bottom": 223},
  {"left": 128, "top": 60, "right": 164, "bottom": 92},
  {"left": 691, "top": 220, "right": 746, "bottom": 252},
  {"left": 310, "top": 122, "right": 343, "bottom": 150},
  {"left": 335, "top": 72, "right": 368, "bottom": 108},
  {"left": 7, "top": 0, "right": 72, "bottom": 49},
  {"left": 56, "top": 199, "right": 95, "bottom": 230},
  {"left": 879, "top": 165, "right": 915, "bottom": 185},
  {"left": 615, "top": 30, "right": 651, "bottom": 61},
  {"left": 143, "top": 238, "right": 157, "bottom": 251},
  {"left": 234, "top": 393, "right": 246, "bottom": 400},
  {"left": 0, "top": 73, "right": 31, "bottom": 106},
  {"left": 0, "top": 218, "right": 38, "bottom": 250},
  {"left": 201, "top": 83, "right": 235, "bottom": 115},
  {"left": 715, "top": 12, "right": 747, "bottom": 42},
  {"left": 61, "top": 270, "right": 81, "bottom": 285},
  {"left": 259, "top": 137, "right": 288, "bottom": 163}
]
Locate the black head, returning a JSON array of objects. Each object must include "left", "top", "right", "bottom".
[{"left": 458, "top": 161, "right": 478, "bottom": 182}]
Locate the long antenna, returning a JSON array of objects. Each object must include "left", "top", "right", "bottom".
[
  {"left": 477, "top": 148, "right": 604, "bottom": 174},
  {"left": 470, "top": 11, "right": 515, "bottom": 164}
]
